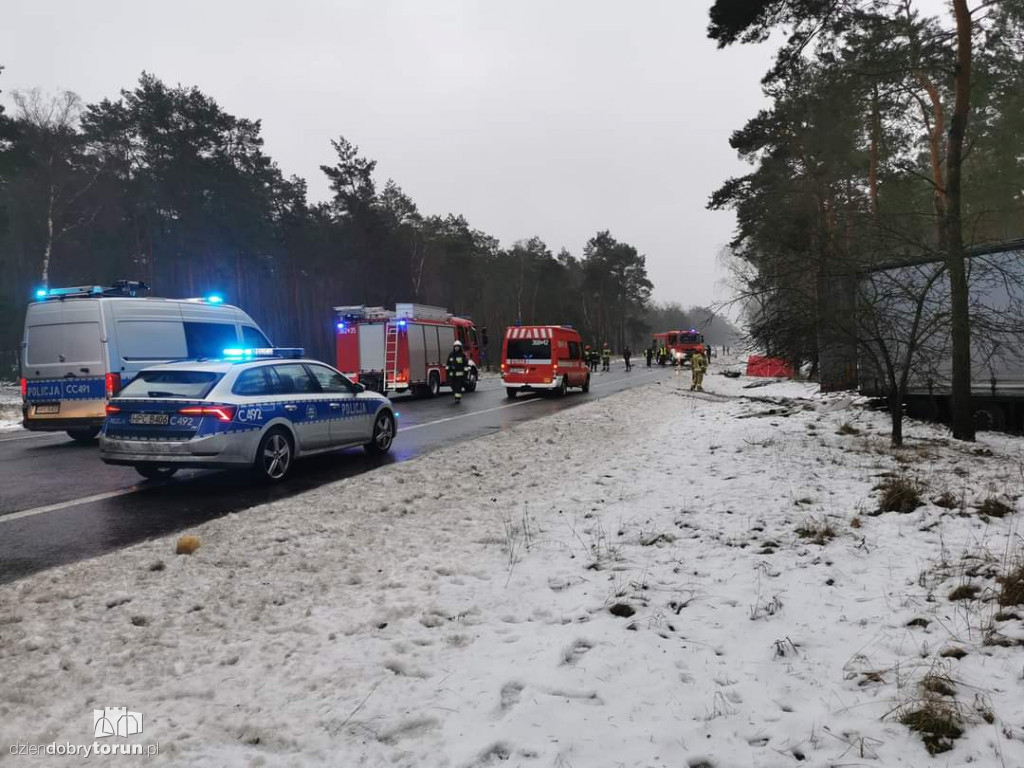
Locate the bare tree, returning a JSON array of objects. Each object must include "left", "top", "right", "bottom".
[{"left": 13, "top": 88, "right": 98, "bottom": 286}]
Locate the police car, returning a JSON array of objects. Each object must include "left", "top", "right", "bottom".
[{"left": 99, "top": 348, "right": 396, "bottom": 482}]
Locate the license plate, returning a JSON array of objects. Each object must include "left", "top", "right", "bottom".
[
  {"left": 35, "top": 403, "right": 60, "bottom": 415},
  {"left": 510, "top": 368, "right": 527, "bottom": 374},
  {"left": 130, "top": 413, "right": 170, "bottom": 426}
]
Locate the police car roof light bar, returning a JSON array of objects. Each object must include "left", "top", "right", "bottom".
[{"left": 221, "top": 347, "right": 305, "bottom": 361}]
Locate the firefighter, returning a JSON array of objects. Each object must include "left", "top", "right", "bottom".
[
  {"left": 589, "top": 346, "right": 600, "bottom": 372},
  {"left": 446, "top": 340, "right": 469, "bottom": 402},
  {"left": 601, "top": 343, "right": 612, "bottom": 372},
  {"left": 623, "top": 346, "right": 632, "bottom": 372},
  {"left": 645, "top": 346, "right": 654, "bottom": 367},
  {"left": 584, "top": 344, "right": 593, "bottom": 372},
  {"left": 690, "top": 348, "right": 708, "bottom": 392}
]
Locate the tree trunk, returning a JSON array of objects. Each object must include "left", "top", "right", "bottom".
[
  {"left": 946, "top": 0, "right": 975, "bottom": 441},
  {"left": 868, "top": 86, "right": 881, "bottom": 217},
  {"left": 890, "top": 391, "right": 903, "bottom": 447}
]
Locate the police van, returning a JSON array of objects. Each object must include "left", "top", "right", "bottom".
[{"left": 21, "top": 281, "right": 270, "bottom": 441}]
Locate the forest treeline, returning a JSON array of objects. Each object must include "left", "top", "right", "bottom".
[
  {"left": 0, "top": 70, "right": 735, "bottom": 376},
  {"left": 708, "top": 0, "right": 1024, "bottom": 441}
]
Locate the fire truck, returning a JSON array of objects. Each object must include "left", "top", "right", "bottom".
[
  {"left": 334, "top": 303, "right": 484, "bottom": 397},
  {"left": 652, "top": 329, "right": 710, "bottom": 366}
]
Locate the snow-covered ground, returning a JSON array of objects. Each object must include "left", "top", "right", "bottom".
[
  {"left": 0, "top": 383, "right": 22, "bottom": 431},
  {"left": 3, "top": 370, "right": 1024, "bottom": 767}
]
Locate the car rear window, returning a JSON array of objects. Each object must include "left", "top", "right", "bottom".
[
  {"left": 118, "top": 370, "right": 222, "bottom": 399},
  {"left": 506, "top": 339, "right": 551, "bottom": 361}
]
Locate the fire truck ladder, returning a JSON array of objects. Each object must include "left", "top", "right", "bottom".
[{"left": 384, "top": 323, "right": 400, "bottom": 391}]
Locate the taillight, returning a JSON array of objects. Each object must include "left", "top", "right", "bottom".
[
  {"left": 105, "top": 373, "right": 122, "bottom": 398},
  {"left": 20, "top": 378, "right": 27, "bottom": 398},
  {"left": 105, "top": 404, "right": 121, "bottom": 415},
  {"left": 178, "top": 405, "right": 236, "bottom": 422}
]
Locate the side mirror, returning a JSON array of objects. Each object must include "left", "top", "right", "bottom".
[{"left": 353, "top": 382, "right": 366, "bottom": 393}]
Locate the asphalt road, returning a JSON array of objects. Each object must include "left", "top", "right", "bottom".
[{"left": 0, "top": 365, "right": 669, "bottom": 583}]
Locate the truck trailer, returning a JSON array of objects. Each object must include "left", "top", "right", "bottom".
[{"left": 857, "top": 240, "right": 1024, "bottom": 431}]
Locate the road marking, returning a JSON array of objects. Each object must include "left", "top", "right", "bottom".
[
  {"left": 0, "top": 432, "right": 64, "bottom": 444},
  {"left": 0, "top": 369, "right": 664, "bottom": 524},
  {"left": 0, "top": 486, "right": 146, "bottom": 524},
  {"left": 400, "top": 368, "right": 662, "bottom": 432}
]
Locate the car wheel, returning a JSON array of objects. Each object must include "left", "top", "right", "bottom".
[
  {"left": 256, "top": 428, "right": 294, "bottom": 483},
  {"left": 582, "top": 374, "right": 590, "bottom": 393},
  {"left": 67, "top": 427, "right": 100, "bottom": 443},
  {"left": 365, "top": 411, "right": 395, "bottom": 455},
  {"left": 464, "top": 368, "right": 478, "bottom": 393},
  {"left": 427, "top": 372, "right": 441, "bottom": 398},
  {"left": 558, "top": 376, "right": 568, "bottom": 397},
  {"left": 506, "top": 388, "right": 517, "bottom": 399},
  {"left": 135, "top": 464, "right": 178, "bottom": 480}
]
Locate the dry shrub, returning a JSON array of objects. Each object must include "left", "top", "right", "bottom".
[
  {"left": 975, "top": 497, "right": 1014, "bottom": 519},
  {"left": 948, "top": 583, "right": 980, "bottom": 601},
  {"left": 175, "top": 535, "right": 201, "bottom": 556},
  {"left": 878, "top": 475, "right": 923, "bottom": 514},
  {"left": 837, "top": 422, "right": 860, "bottom": 436},
  {"left": 933, "top": 492, "right": 959, "bottom": 510},
  {"left": 900, "top": 699, "right": 964, "bottom": 755},
  {"left": 795, "top": 518, "right": 836, "bottom": 546},
  {"left": 997, "top": 564, "right": 1024, "bottom": 607}
]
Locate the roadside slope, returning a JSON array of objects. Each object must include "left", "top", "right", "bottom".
[{"left": 2, "top": 374, "right": 1023, "bottom": 767}]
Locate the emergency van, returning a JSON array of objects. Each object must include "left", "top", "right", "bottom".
[
  {"left": 652, "top": 329, "right": 710, "bottom": 366},
  {"left": 335, "top": 303, "right": 484, "bottom": 397},
  {"left": 21, "top": 281, "right": 270, "bottom": 441},
  {"left": 501, "top": 325, "right": 590, "bottom": 398}
]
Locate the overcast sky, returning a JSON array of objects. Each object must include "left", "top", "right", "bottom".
[{"left": 1, "top": 0, "right": 779, "bottom": 308}]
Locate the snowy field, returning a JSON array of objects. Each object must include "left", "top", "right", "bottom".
[
  {"left": 0, "top": 383, "right": 21, "bottom": 431},
  {"left": 2, "top": 369, "right": 1024, "bottom": 767}
]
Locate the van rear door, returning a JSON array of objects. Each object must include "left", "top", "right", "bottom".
[{"left": 22, "top": 300, "right": 107, "bottom": 421}]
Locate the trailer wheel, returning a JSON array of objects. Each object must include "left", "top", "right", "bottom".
[
  {"left": 506, "top": 388, "right": 517, "bottom": 399},
  {"left": 973, "top": 405, "right": 1006, "bottom": 432},
  {"left": 427, "top": 372, "right": 440, "bottom": 398}
]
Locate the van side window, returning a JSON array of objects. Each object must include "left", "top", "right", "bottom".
[
  {"left": 184, "top": 322, "right": 239, "bottom": 359},
  {"left": 241, "top": 325, "right": 271, "bottom": 348},
  {"left": 232, "top": 368, "right": 272, "bottom": 396},
  {"left": 567, "top": 341, "right": 581, "bottom": 360}
]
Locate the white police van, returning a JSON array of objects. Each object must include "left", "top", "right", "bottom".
[{"left": 21, "top": 281, "right": 270, "bottom": 442}]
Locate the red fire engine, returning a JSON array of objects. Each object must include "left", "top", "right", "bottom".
[
  {"left": 334, "top": 303, "right": 484, "bottom": 396},
  {"left": 652, "top": 329, "right": 709, "bottom": 366}
]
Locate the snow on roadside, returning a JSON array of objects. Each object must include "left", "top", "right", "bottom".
[
  {"left": 0, "top": 384, "right": 22, "bottom": 432},
  {"left": 2, "top": 376, "right": 1024, "bottom": 767}
]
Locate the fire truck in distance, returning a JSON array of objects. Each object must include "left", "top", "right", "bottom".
[
  {"left": 652, "top": 329, "right": 710, "bottom": 366},
  {"left": 334, "top": 303, "right": 484, "bottom": 397}
]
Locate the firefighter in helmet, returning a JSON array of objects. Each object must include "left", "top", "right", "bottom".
[
  {"left": 601, "top": 343, "right": 612, "bottom": 372},
  {"left": 690, "top": 347, "right": 708, "bottom": 392},
  {"left": 644, "top": 345, "right": 654, "bottom": 367},
  {"left": 584, "top": 344, "right": 593, "bottom": 371},
  {"left": 447, "top": 340, "right": 469, "bottom": 402}
]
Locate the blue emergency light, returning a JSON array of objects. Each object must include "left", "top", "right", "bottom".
[
  {"left": 397, "top": 319, "right": 407, "bottom": 328},
  {"left": 337, "top": 322, "right": 346, "bottom": 332},
  {"left": 206, "top": 293, "right": 225, "bottom": 304},
  {"left": 34, "top": 288, "right": 48, "bottom": 299},
  {"left": 222, "top": 347, "right": 305, "bottom": 361}
]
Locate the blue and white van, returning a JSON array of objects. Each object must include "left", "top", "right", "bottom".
[{"left": 20, "top": 282, "right": 271, "bottom": 441}]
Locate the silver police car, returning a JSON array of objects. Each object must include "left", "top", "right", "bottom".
[{"left": 100, "top": 348, "right": 396, "bottom": 482}]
